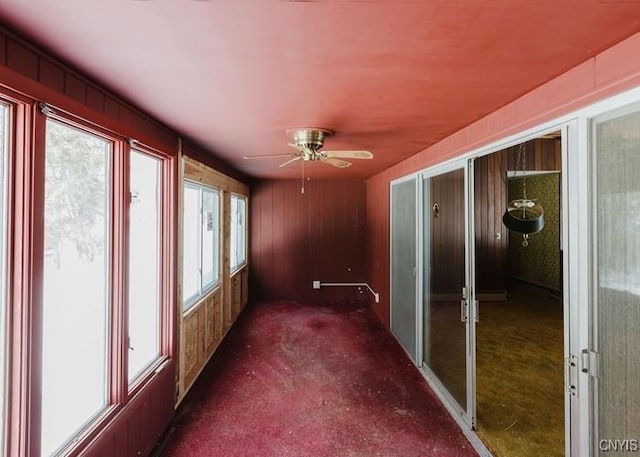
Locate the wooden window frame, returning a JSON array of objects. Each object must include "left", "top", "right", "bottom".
[
  {"left": 229, "top": 193, "right": 247, "bottom": 274},
  {"left": 182, "top": 180, "right": 221, "bottom": 312}
]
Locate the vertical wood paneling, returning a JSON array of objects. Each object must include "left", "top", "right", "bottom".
[
  {"left": 81, "top": 364, "right": 176, "bottom": 457},
  {"left": 430, "top": 170, "right": 465, "bottom": 294},
  {"left": 205, "top": 295, "right": 215, "bottom": 355},
  {"left": 38, "top": 59, "right": 64, "bottom": 93},
  {"left": 103, "top": 95, "right": 120, "bottom": 120},
  {"left": 86, "top": 85, "right": 105, "bottom": 113},
  {"left": 474, "top": 150, "right": 508, "bottom": 292},
  {"left": 241, "top": 268, "right": 249, "bottom": 307},
  {"left": 63, "top": 72, "right": 86, "bottom": 103},
  {"left": 214, "top": 292, "right": 223, "bottom": 340},
  {"left": 366, "top": 174, "right": 390, "bottom": 327},
  {"left": 232, "top": 273, "right": 241, "bottom": 318},
  {"left": 182, "top": 307, "right": 202, "bottom": 388},
  {"left": 250, "top": 179, "right": 366, "bottom": 302},
  {"left": 0, "top": 34, "right": 6, "bottom": 65},
  {"left": 6, "top": 38, "right": 38, "bottom": 80}
]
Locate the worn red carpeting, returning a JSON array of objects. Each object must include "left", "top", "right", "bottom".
[{"left": 159, "top": 299, "right": 478, "bottom": 457}]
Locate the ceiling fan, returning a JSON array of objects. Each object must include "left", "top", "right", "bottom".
[{"left": 242, "top": 128, "right": 373, "bottom": 168}]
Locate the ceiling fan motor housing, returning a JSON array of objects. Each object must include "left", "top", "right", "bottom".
[{"left": 288, "top": 128, "right": 334, "bottom": 160}]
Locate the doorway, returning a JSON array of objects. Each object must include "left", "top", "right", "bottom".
[
  {"left": 421, "top": 165, "right": 470, "bottom": 420},
  {"left": 473, "top": 135, "right": 565, "bottom": 456}
]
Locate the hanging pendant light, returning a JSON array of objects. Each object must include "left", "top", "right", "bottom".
[{"left": 502, "top": 143, "right": 545, "bottom": 246}]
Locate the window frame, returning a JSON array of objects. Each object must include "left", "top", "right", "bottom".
[
  {"left": 27, "top": 107, "right": 175, "bottom": 457},
  {"left": 126, "top": 145, "right": 169, "bottom": 391},
  {"left": 39, "top": 112, "right": 119, "bottom": 457},
  {"left": 0, "top": 94, "right": 19, "bottom": 457},
  {"left": 230, "top": 193, "right": 247, "bottom": 274},
  {"left": 182, "top": 180, "right": 221, "bottom": 311}
]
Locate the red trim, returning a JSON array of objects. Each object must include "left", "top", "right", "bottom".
[
  {"left": 163, "top": 152, "right": 178, "bottom": 362},
  {"left": 9, "top": 99, "right": 41, "bottom": 457},
  {"left": 111, "top": 137, "right": 128, "bottom": 407},
  {"left": 3, "top": 89, "right": 35, "bottom": 457}
]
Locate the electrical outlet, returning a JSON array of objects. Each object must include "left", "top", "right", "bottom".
[{"left": 312, "top": 280, "right": 321, "bottom": 289}]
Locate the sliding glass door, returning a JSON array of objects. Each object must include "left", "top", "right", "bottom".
[
  {"left": 591, "top": 103, "right": 640, "bottom": 456},
  {"left": 421, "top": 163, "right": 473, "bottom": 422},
  {"left": 390, "top": 177, "right": 418, "bottom": 362}
]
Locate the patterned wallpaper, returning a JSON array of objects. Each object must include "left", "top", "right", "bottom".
[{"left": 507, "top": 173, "right": 562, "bottom": 291}]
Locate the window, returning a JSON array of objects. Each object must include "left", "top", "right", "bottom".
[
  {"left": 41, "top": 119, "right": 110, "bottom": 456},
  {"left": 182, "top": 182, "right": 219, "bottom": 309},
  {"left": 128, "top": 151, "right": 161, "bottom": 383},
  {"left": 0, "top": 103, "right": 8, "bottom": 453},
  {"left": 230, "top": 194, "right": 247, "bottom": 272}
]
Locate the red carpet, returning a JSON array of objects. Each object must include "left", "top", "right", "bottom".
[{"left": 159, "top": 299, "right": 478, "bottom": 457}]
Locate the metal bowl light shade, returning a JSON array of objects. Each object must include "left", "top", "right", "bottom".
[{"left": 502, "top": 199, "right": 545, "bottom": 234}]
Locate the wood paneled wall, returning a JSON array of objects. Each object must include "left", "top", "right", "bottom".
[
  {"left": 178, "top": 156, "right": 249, "bottom": 402},
  {"left": 250, "top": 179, "right": 367, "bottom": 302},
  {"left": 80, "top": 366, "right": 176, "bottom": 457},
  {"left": 430, "top": 169, "right": 466, "bottom": 294},
  {"left": 366, "top": 178, "right": 390, "bottom": 327},
  {"left": 474, "top": 151, "right": 509, "bottom": 293}
]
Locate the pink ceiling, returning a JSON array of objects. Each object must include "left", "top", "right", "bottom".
[{"left": 0, "top": 1, "right": 639, "bottom": 179}]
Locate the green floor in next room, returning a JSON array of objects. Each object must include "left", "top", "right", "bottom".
[{"left": 476, "top": 281, "right": 565, "bottom": 457}]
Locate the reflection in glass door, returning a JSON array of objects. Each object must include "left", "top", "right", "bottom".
[
  {"left": 592, "top": 105, "right": 640, "bottom": 456},
  {"left": 422, "top": 166, "right": 470, "bottom": 417}
]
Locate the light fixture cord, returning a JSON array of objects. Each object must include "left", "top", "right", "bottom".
[{"left": 301, "top": 160, "right": 305, "bottom": 194}]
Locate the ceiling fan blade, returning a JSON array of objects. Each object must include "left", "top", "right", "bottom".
[
  {"left": 322, "top": 157, "right": 352, "bottom": 168},
  {"left": 323, "top": 150, "right": 373, "bottom": 160},
  {"left": 279, "top": 156, "right": 303, "bottom": 168},
  {"left": 243, "top": 153, "right": 294, "bottom": 160}
]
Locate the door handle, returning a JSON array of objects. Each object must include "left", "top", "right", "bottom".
[{"left": 460, "top": 299, "right": 468, "bottom": 323}]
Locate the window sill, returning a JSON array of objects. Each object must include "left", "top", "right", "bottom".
[{"left": 182, "top": 282, "right": 222, "bottom": 317}]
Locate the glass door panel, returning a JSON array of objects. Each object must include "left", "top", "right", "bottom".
[
  {"left": 423, "top": 167, "right": 468, "bottom": 412},
  {"left": 592, "top": 105, "right": 640, "bottom": 456},
  {"left": 391, "top": 178, "right": 418, "bottom": 362}
]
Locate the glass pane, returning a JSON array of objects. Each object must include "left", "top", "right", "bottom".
[
  {"left": 0, "top": 104, "right": 8, "bottom": 452},
  {"left": 230, "top": 195, "right": 246, "bottom": 271},
  {"left": 423, "top": 168, "right": 467, "bottom": 410},
  {"left": 182, "top": 185, "right": 200, "bottom": 306},
  {"left": 42, "top": 119, "right": 110, "bottom": 456},
  {"left": 390, "top": 179, "right": 417, "bottom": 361},
  {"left": 594, "top": 108, "right": 640, "bottom": 456},
  {"left": 201, "top": 189, "right": 218, "bottom": 287},
  {"left": 230, "top": 196, "right": 238, "bottom": 270},
  {"left": 128, "top": 151, "right": 161, "bottom": 382},
  {"left": 237, "top": 196, "right": 246, "bottom": 265}
]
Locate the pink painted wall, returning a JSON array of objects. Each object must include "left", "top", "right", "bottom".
[{"left": 366, "top": 31, "right": 640, "bottom": 327}]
